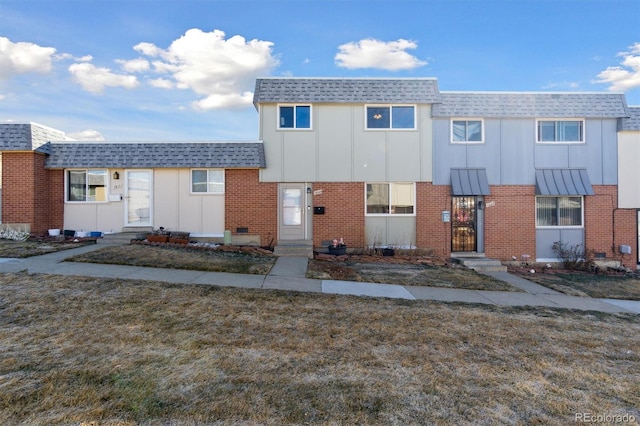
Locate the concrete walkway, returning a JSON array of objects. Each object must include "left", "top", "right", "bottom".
[{"left": 0, "top": 243, "right": 638, "bottom": 315}]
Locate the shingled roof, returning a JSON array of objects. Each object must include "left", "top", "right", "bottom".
[
  {"left": 38, "top": 142, "right": 266, "bottom": 169},
  {"left": 432, "top": 92, "right": 629, "bottom": 118},
  {"left": 619, "top": 106, "right": 640, "bottom": 131},
  {"left": 253, "top": 78, "right": 441, "bottom": 107},
  {"left": 0, "top": 123, "right": 67, "bottom": 151}
]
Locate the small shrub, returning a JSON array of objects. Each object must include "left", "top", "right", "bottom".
[{"left": 551, "top": 241, "right": 595, "bottom": 271}]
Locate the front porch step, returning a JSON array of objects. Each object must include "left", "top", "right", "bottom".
[
  {"left": 452, "top": 257, "right": 507, "bottom": 272},
  {"left": 98, "top": 232, "right": 145, "bottom": 245},
  {"left": 273, "top": 240, "right": 314, "bottom": 258}
]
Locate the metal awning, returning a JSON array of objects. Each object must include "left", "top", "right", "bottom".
[
  {"left": 535, "top": 169, "right": 595, "bottom": 196},
  {"left": 450, "top": 168, "right": 490, "bottom": 196}
]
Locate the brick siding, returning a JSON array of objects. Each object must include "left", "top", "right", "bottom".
[
  {"left": 225, "top": 169, "right": 277, "bottom": 247},
  {"left": 311, "top": 182, "right": 364, "bottom": 248},
  {"left": 1, "top": 152, "right": 63, "bottom": 235}
]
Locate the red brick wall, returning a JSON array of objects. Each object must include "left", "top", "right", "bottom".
[
  {"left": 586, "top": 186, "right": 637, "bottom": 268},
  {"left": 311, "top": 182, "right": 364, "bottom": 248},
  {"left": 225, "top": 169, "right": 277, "bottom": 247},
  {"left": 1, "top": 152, "right": 63, "bottom": 235},
  {"left": 47, "top": 169, "right": 64, "bottom": 232},
  {"left": 416, "top": 183, "right": 451, "bottom": 257},
  {"left": 483, "top": 186, "right": 537, "bottom": 261}
]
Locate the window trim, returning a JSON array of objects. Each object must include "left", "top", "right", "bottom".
[
  {"left": 535, "top": 195, "right": 584, "bottom": 228},
  {"left": 536, "top": 119, "right": 585, "bottom": 144},
  {"left": 365, "top": 182, "right": 416, "bottom": 217},
  {"left": 65, "top": 169, "right": 109, "bottom": 203},
  {"left": 365, "top": 104, "right": 417, "bottom": 130},
  {"left": 451, "top": 118, "right": 484, "bottom": 143},
  {"left": 277, "top": 104, "right": 312, "bottom": 130},
  {"left": 190, "top": 168, "right": 225, "bottom": 194}
]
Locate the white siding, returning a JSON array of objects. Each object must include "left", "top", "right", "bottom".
[{"left": 618, "top": 131, "right": 640, "bottom": 208}]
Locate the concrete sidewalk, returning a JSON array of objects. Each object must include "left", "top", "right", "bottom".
[{"left": 0, "top": 243, "right": 638, "bottom": 315}]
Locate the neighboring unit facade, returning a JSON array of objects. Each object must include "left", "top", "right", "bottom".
[
  {"left": 1, "top": 77, "right": 638, "bottom": 268},
  {"left": 618, "top": 107, "right": 640, "bottom": 266}
]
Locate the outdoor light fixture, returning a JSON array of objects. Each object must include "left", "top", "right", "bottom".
[
  {"left": 307, "top": 187, "right": 312, "bottom": 194},
  {"left": 113, "top": 171, "right": 120, "bottom": 180}
]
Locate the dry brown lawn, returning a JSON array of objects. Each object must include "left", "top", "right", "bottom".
[
  {"left": 0, "top": 238, "right": 95, "bottom": 258},
  {"left": 509, "top": 266, "right": 640, "bottom": 301},
  {"left": 1, "top": 272, "right": 639, "bottom": 425},
  {"left": 67, "top": 243, "right": 277, "bottom": 275}
]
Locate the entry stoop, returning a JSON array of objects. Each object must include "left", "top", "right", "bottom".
[
  {"left": 273, "top": 240, "right": 314, "bottom": 258},
  {"left": 98, "top": 232, "right": 146, "bottom": 245},
  {"left": 452, "top": 256, "right": 507, "bottom": 272}
]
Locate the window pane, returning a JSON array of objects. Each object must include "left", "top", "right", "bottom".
[
  {"left": 87, "top": 170, "right": 107, "bottom": 202},
  {"left": 559, "top": 196, "right": 582, "bottom": 226},
  {"left": 207, "top": 170, "right": 224, "bottom": 193},
  {"left": 68, "top": 171, "right": 86, "bottom": 201},
  {"left": 538, "top": 121, "right": 555, "bottom": 141},
  {"left": 391, "top": 183, "right": 414, "bottom": 214},
  {"left": 192, "top": 170, "right": 208, "bottom": 192},
  {"left": 367, "top": 107, "right": 390, "bottom": 129},
  {"left": 452, "top": 121, "right": 467, "bottom": 141},
  {"left": 558, "top": 121, "right": 581, "bottom": 141},
  {"left": 295, "top": 106, "right": 311, "bottom": 128},
  {"left": 467, "top": 121, "right": 482, "bottom": 141},
  {"left": 536, "top": 197, "right": 556, "bottom": 226},
  {"left": 282, "top": 188, "right": 302, "bottom": 225},
  {"left": 279, "top": 106, "right": 294, "bottom": 128},
  {"left": 391, "top": 106, "right": 414, "bottom": 129},
  {"left": 366, "top": 183, "right": 389, "bottom": 214}
]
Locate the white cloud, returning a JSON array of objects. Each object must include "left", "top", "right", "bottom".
[
  {"left": 117, "top": 58, "right": 150, "bottom": 73},
  {"left": 594, "top": 42, "right": 640, "bottom": 92},
  {"left": 132, "top": 28, "right": 279, "bottom": 109},
  {"left": 68, "top": 62, "right": 139, "bottom": 93},
  {"left": 335, "top": 38, "right": 427, "bottom": 71},
  {"left": 149, "top": 78, "right": 174, "bottom": 89},
  {"left": 67, "top": 129, "right": 105, "bottom": 141},
  {"left": 0, "top": 36, "right": 57, "bottom": 79}
]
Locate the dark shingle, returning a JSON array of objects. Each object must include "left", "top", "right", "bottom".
[
  {"left": 432, "top": 92, "right": 629, "bottom": 118},
  {"left": 40, "top": 142, "right": 265, "bottom": 169},
  {"left": 619, "top": 106, "right": 640, "bottom": 131},
  {"left": 253, "top": 78, "right": 441, "bottom": 106}
]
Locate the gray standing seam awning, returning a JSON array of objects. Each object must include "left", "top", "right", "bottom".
[
  {"left": 535, "top": 169, "right": 595, "bottom": 196},
  {"left": 450, "top": 168, "right": 490, "bottom": 196}
]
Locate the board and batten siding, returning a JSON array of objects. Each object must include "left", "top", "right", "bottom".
[
  {"left": 259, "top": 103, "right": 433, "bottom": 183},
  {"left": 432, "top": 118, "right": 619, "bottom": 186}
]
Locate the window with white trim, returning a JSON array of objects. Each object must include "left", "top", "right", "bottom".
[
  {"left": 191, "top": 169, "right": 224, "bottom": 194},
  {"left": 66, "top": 170, "right": 108, "bottom": 202},
  {"left": 278, "top": 105, "right": 311, "bottom": 129},
  {"left": 366, "top": 183, "right": 415, "bottom": 215},
  {"left": 536, "top": 196, "right": 583, "bottom": 227},
  {"left": 452, "top": 119, "right": 483, "bottom": 143},
  {"left": 537, "top": 120, "right": 584, "bottom": 143},
  {"left": 366, "top": 105, "right": 416, "bottom": 129}
]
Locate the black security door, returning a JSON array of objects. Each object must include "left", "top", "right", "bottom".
[{"left": 452, "top": 196, "right": 477, "bottom": 252}]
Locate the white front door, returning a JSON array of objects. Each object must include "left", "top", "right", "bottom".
[
  {"left": 278, "top": 183, "right": 306, "bottom": 240},
  {"left": 125, "top": 170, "right": 153, "bottom": 227}
]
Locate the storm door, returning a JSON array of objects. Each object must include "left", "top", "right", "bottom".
[
  {"left": 452, "top": 196, "right": 477, "bottom": 252},
  {"left": 125, "top": 170, "right": 153, "bottom": 227},
  {"left": 278, "top": 183, "right": 306, "bottom": 240}
]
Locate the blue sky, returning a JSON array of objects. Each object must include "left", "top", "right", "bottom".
[{"left": 1, "top": 0, "right": 639, "bottom": 141}]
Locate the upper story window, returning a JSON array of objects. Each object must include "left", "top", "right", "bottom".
[
  {"left": 67, "top": 170, "right": 107, "bottom": 202},
  {"left": 279, "top": 105, "right": 311, "bottom": 129},
  {"left": 366, "top": 183, "right": 415, "bottom": 215},
  {"left": 536, "top": 196, "right": 583, "bottom": 227},
  {"left": 366, "top": 105, "right": 416, "bottom": 130},
  {"left": 191, "top": 169, "right": 224, "bottom": 194},
  {"left": 537, "top": 120, "right": 584, "bottom": 143},
  {"left": 452, "top": 119, "right": 483, "bottom": 143}
]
